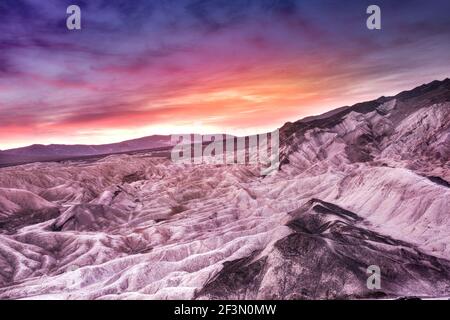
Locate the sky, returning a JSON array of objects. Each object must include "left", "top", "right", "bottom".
[{"left": 0, "top": 0, "right": 449, "bottom": 149}]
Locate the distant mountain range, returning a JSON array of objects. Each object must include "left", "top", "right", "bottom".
[
  {"left": 1, "top": 78, "right": 449, "bottom": 167},
  {"left": 0, "top": 135, "right": 174, "bottom": 166}
]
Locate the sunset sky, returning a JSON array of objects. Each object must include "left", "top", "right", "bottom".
[{"left": 1, "top": 0, "right": 449, "bottom": 149}]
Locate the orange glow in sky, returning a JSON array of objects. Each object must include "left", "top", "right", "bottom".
[{"left": 1, "top": 1, "right": 449, "bottom": 149}]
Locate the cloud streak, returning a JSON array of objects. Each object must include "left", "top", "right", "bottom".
[{"left": 0, "top": 0, "right": 449, "bottom": 148}]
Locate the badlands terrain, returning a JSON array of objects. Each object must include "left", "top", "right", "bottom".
[{"left": 0, "top": 79, "right": 449, "bottom": 299}]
